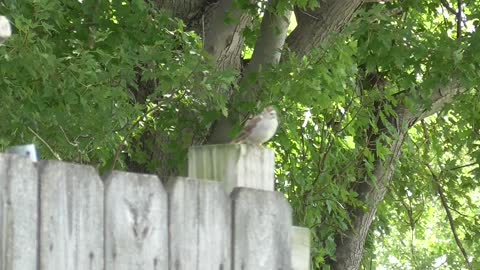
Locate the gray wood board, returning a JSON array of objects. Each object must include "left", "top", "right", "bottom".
[
  {"left": 104, "top": 171, "right": 167, "bottom": 270},
  {"left": 167, "top": 177, "right": 231, "bottom": 270}
]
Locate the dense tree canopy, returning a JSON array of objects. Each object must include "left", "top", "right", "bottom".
[{"left": 1, "top": 0, "right": 479, "bottom": 269}]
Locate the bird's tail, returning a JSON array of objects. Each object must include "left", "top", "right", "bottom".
[{"left": 231, "top": 132, "right": 247, "bottom": 144}]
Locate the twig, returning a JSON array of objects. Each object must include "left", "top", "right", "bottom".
[
  {"left": 59, "top": 126, "right": 78, "bottom": 147},
  {"left": 27, "top": 127, "right": 62, "bottom": 160},
  {"left": 446, "top": 162, "right": 478, "bottom": 171},
  {"left": 110, "top": 102, "right": 164, "bottom": 170},
  {"left": 298, "top": 9, "right": 320, "bottom": 21},
  {"left": 110, "top": 60, "right": 199, "bottom": 170}
]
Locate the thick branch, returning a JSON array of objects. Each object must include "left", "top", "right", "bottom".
[
  {"left": 417, "top": 80, "right": 464, "bottom": 121},
  {"left": 207, "top": 1, "right": 292, "bottom": 144},
  {"left": 156, "top": 0, "right": 251, "bottom": 71},
  {"left": 153, "top": 0, "right": 209, "bottom": 22},
  {"left": 244, "top": 0, "right": 291, "bottom": 75},
  {"left": 334, "top": 116, "right": 410, "bottom": 270},
  {"left": 204, "top": 0, "right": 252, "bottom": 71},
  {"left": 0, "top": 15, "right": 11, "bottom": 44},
  {"left": 239, "top": 0, "right": 291, "bottom": 102},
  {"left": 426, "top": 165, "right": 473, "bottom": 270},
  {"left": 285, "top": 0, "right": 365, "bottom": 57},
  {"left": 457, "top": 0, "right": 463, "bottom": 39}
]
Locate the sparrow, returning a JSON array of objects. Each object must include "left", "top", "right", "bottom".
[{"left": 232, "top": 106, "right": 278, "bottom": 145}]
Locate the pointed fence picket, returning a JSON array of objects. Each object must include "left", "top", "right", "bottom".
[{"left": 0, "top": 144, "right": 310, "bottom": 270}]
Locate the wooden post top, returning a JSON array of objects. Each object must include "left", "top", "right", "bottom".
[{"left": 188, "top": 144, "right": 275, "bottom": 193}]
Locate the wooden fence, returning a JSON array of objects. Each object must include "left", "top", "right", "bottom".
[{"left": 0, "top": 144, "right": 310, "bottom": 270}]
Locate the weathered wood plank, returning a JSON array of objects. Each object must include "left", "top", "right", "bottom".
[
  {"left": 39, "top": 161, "right": 103, "bottom": 270},
  {"left": 188, "top": 144, "right": 275, "bottom": 193},
  {"left": 291, "top": 226, "right": 310, "bottom": 270},
  {"left": 104, "top": 171, "right": 167, "bottom": 270},
  {"left": 0, "top": 154, "right": 38, "bottom": 270},
  {"left": 231, "top": 187, "right": 292, "bottom": 270},
  {"left": 167, "top": 177, "right": 231, "bottom": 270}
]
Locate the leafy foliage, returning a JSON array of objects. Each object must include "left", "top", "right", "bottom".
[{"left": 0, "top": 0, "right": 234, "bottom": 171}]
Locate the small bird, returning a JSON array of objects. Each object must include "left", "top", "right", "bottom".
[{"left": 232, "top": 106, "right": 278, "bottom": 145}]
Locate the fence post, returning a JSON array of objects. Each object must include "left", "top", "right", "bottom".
[
  {"left": 0, "top": 154, "right": 38, "bottom": 270},
  {"left": 188, "top": 144, "right": 275, "bottom": 193}
]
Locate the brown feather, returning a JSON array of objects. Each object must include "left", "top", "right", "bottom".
[{"left": 231, "top": 116, "right": 262, "bottom": 143}]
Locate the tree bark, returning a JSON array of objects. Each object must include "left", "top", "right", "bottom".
[
  {"left": 203, "top": 0, "right": 251, "bottom": 71},
  {"left": 285, "top": 0, "right": 365, "bottom": 58}
]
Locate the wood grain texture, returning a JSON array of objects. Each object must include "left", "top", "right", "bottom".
[
  {"left": 0, "top": 154, "right": 38, "bottom": 270},
  {"left": 291, "top": 226, "right": 310, "bottom": 270},
  {"left": 188, "top": 144, "right": 275, "bottom": 193},
  {"left": 231, "top": 187, "right": 292, "bottom": 270},
  {"left": 104, "top": 171, "right": 167, "bottom": 270},
  {"left": 39, "top": 160, "right": 103, "bottom": 270},
  {"left": 167, "top": 177, "right": 231, "bottom": 270}
]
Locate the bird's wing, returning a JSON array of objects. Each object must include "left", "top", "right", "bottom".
[
  {"left": 231, "top": 115, "right": 262, "bottom": 143},
  {"left": 243, "top": 115, "right": 261, "bottom": 131}
]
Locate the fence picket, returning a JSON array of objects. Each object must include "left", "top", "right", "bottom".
[
  {"left": 231, "top": 187, "right": 292, "bottom": 270},
  {"left": 167, "top": 177, "right": 231, "bottom": 270},
  {"left": 38, "top": 161, "right": 104, "bottom": 270},
  {"left": 292, "top": 226, "right": 310, "bottom": 270},
  {"left": 0, "top": 154, "right": 38, "bottom": 270},
  {"left": 104, "top": 171, "right": 168, "bottom": 270}
]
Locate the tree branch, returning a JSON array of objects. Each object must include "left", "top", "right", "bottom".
[
  {"left": 446, "top": 162, "right": 478, "bottom": 171},
  {"left": 243, "top": 0, "right": 291, "bottom": 75},
  {"left": 204, "top": 0, "right": 252, "bottom": 71},
  {"left": 153, "top": 0, "right": 210, "bottom": 23},
  {"left": 239, "top": 0, "right": 292, "bottom": 102},
  {"left": 440, "top": 0, "right": 457, "bottom": 15},
  {"left": 417, "top": 79, "right": 465, "bottom": 121},
  {"left": 440, "top": 0, "right": 464, "bottom": 39},
  {"left": 285, "top": 0, "right": 365, "bottom": 58},
  {"left": 457, "top": 0, "right": 463, "bottom": 39},
  {"left": 426, "top": 164, "right": 473, "bottom": 270},
  {"left": 334, "top": 113, "right": 410, "bottom": 270}
]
